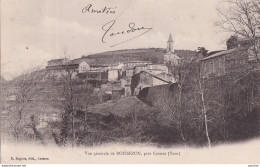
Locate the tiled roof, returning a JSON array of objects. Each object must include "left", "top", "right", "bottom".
[
  {"left": 71, "top": 57, "right": 95, "bottom": 64},
  {"left": 123, "top": 60, "right": 152, "bottom": 64},
  {"left": 138, "top": 71, "right": 172, "bottom": 83},
  {"left": 147, "top": 64, "right": 167, "bottom": 66},
  {"left": 201, "top": 48, "right": 236, "bottom": 61},
  {"left": 46, "top": 64, "right": 78, "bottom": 70}
]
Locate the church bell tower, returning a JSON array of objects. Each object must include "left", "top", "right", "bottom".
[
  {"left": 167, "top": 34, "right": 174, "bottom": 53},
  {"left": 164, "top": 33, "right": 180, "bottom": 65}
]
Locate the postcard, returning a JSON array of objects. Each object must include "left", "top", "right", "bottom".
[{"left": 1, "top": 0, "right": 260, "bottom": 165}]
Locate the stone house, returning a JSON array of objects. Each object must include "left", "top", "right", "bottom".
[
  {"left": 133, "top": 64, "right": 148, "bottom": 74},
  {"left": 124, "top": 68, "right": 134, "bottom": 78},
  {"left": 132, "top": 64, "right": 169, "bottom": 76},
  {"left": 131, "top": 71, "right": 172, "bottom": 95},
  {"left": 79, "top": 70, "right": 108, "bottom": 87},
  {"left": 123, "top": 61, "right": 152, "bottom": 69},
  {"left": 200, "top": 47, "right": 259, "bottom": 79},
  {"left": 78, "top": 62, "right": 91, "bottom": 73},
  {"left": 106, "top": 63, "right": 125, "bottom": 82},
  {"left": 147, "top": 64, "right": 168, "bottom": 75},
  {"left": 108, "top": 69, "right": 119, "bottom": 82},
  {"left": 46, "top": 64, "right": 79, "bottom": 78}
]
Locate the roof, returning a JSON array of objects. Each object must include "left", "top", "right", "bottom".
[
  {"left": 86, "top": 70, "right": 103, "bottom": 74},
  {"left": 147, "top": 64, "right": 167, "bottom": 66},
  {"left": 147, "top": 69, "right": 167, "bottom": 71},
  {"left": 208, "top": 50, "right": 225, "bottom": 56},
  {"left": 107, "top": 63, "right": 125, "bottom": 69},
  {"left": 201, "top": 48, "right": 236, "bottom": 61},
  {"left": 138, "top": 71, "right": 172, "bottom": 83},
  {"left": 123, "top": 60, "right": 152, "bottom": 64},
  {"left": 46, "top": 64, "right": 79, "bottom": 70},
  {"left": 168, "top": 34, "right": 173, "bottom": 42},
  {"left": 71, "top": 57, "right": 95, "bottom": 64},
  {"left": 47, "top": 58, "right": 69, "bottom": 63},
  {"left": 134, "top": 64, "right": 148, "bottom": 68},
  {"left": 90, "top": 64, "right": 109, "bottom": 67}
]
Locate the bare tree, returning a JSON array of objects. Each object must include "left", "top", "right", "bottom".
[
  {"left": 169, "top": 62, "right": 214, "bottom": 148},
  {"left": 198, "top": 79, "right": 212, "bottom": 148},
  {"left": 168, "top": 64, "right": 190, "bottom": 146},
  {"left": 217, "top": 0, "right": 260, "bottom": 63},
  {"left": 49, "top": 67, "right": 95, "bottom": 147},
  {"left": 2, "top": 67, "right": 47, "bottom": 143}
]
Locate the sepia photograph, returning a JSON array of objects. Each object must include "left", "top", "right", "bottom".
[{"left": 1, "top": 0, "right": 260, "bottom": 165}]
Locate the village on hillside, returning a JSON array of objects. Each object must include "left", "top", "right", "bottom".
[
  {"left": 1, "top": 0, "right": 260, "bottom": 150},
  {"left": 1, "top": 33, "right": 259, "bottom": 147},
  {"left": 44, "top": 33, "right": 260, "bottom": 99},
  {"left": 46, "top": 34, "right": 188, "bottom": 97}
]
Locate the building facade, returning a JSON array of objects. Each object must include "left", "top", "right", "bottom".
[
  {"left": 131, "top": 71, "right": 172, "bottom": 95},
  {"left": 147, "top": 64, "right": 168, "bottom": 75},
  {"left": 200, "top": 47, "right": 259, "bottom": 79},
  {"left": 164, "top": 34, "right": 181, "bottom": 65},
  {"left": 78, "top": 61, "right": 91, "bottom": 73},
  {"left": 46, "top": 64, "right": 79, "bottom": 78}
]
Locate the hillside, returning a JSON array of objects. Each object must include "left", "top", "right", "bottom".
[
  {"left": 87, "top": 96, "right": 154, "bottom": 117},
  {"left": 1, "top": 75, "right": 7, "bottom": 84},
  {"left": 84, "top": 48, "right": 197, "bottom": 64}
]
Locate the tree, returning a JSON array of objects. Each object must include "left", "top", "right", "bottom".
[
  {"left": 197, "top": 47, "right": 209, "bottom": 57},
  {"left": 49, "top": 69, "right": 95, "bottom": 147},
  {"left": 198, "top": 79, "right": 212, "bottom": 148},
  {"left": 164, "top": 61, "right": 212, "bottom": 147},
  {"left": 2, "top": 67, "right": 47, "bottom": 143},
  {"left": 226, "top": 35, "right": 239, "bottom": 49},
  {"left": 217, "top": 0, "right": 260, "bottom": 63},
  {"left": 170, "top": 60, "right": 225, "bottom": 147}
]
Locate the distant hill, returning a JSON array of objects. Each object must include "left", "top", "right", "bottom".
[
  {"left": 82, "top": 48, "right": 197, "bottom": 64},
  {"left": 0, "top": 75, "right": 7, "bottom": 84},
  {"left": 10, "top": 69, "right": 46, "bottom": 83}
]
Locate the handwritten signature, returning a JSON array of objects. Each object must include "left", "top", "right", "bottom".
[
  {"left": 82, "top": 3, "right": 117, "bottom": 14},
  {"left": 102, "top": 20, "right": 152, "bottom": 47}
]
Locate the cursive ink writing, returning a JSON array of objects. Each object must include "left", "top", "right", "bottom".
[
  {"left": 102, "top": 20, "right": 152, "bottom": 47},
  {"left": 82, "top": 3, "right": 117, "bottom": 14}
]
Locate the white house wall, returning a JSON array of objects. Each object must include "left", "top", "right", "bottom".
[
  {"left": 79, "top": 62, "right": 91, "bottom": 73},
  {"left": 108, "top": 70, "right": 119, "bottom": 82}
]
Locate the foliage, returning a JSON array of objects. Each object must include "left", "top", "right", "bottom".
[
  {"left": 143, "top": 60, "right": 260, "bottom": 146},
  {"left": 197, "top": 47, "right": 209, "bottom": 57},
  {"left": 227, "top": 35, "right": 239, "bottom": 49},
  {"left": 1, "top": 67, "right": 47, "bottom": 144},
  {"left": 217, "top": 0, "right": 260, "bottom": 63}
]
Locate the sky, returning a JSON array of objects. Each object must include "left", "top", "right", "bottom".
[{"left": 1, "top": 0, "right": 227, "bottom": 80}]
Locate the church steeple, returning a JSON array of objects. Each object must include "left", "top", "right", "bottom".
[
  {"left": 167, "top": 34, "right": 174, "bottom": 53},
  {"left": 168, "top": 34, "right": 173, "bottom": 42}
]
